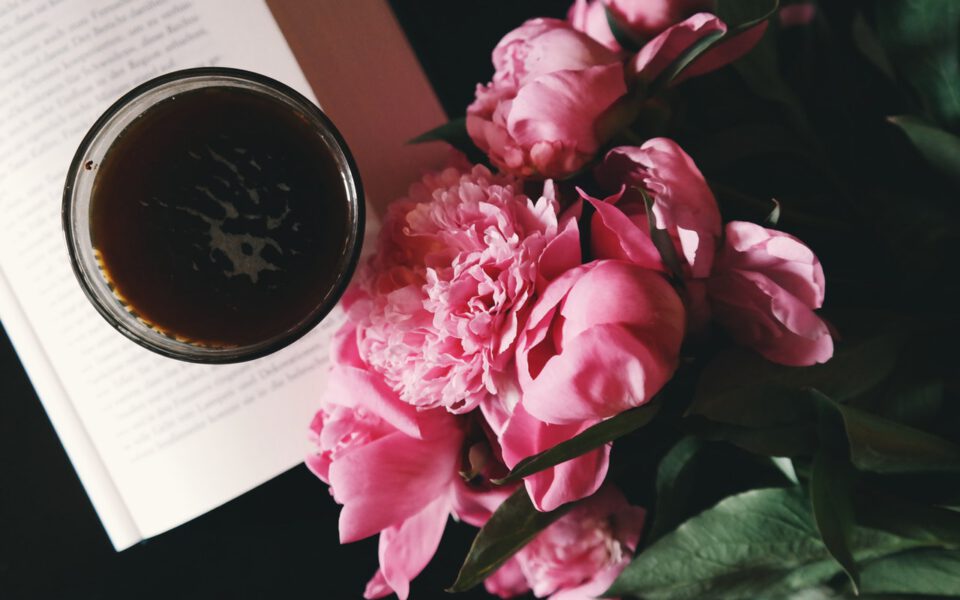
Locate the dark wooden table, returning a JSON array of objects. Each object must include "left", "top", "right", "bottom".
[{"left": 0, "top": 2, "right": 564, "bottom": 598}]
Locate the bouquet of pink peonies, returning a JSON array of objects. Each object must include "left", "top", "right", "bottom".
[{"left": 309, "top": 1, "right": 960, "bottom": 598}]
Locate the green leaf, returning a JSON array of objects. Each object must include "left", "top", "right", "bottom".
[
  {"left": 855, "top": 489, "right": 960, "bottom": 548},
  {"left": 874, "top": 0, "right": 960, "bottom": 131},
  {"left": 408, "top": 117, "right": 486, "bottom": 163},
  {"left": 836, "top": 402, "right": 960, "bottom": 474},
  {"left": 448, "top": 487, "right": 572, "bottom": 593},
  {"left": 808, "top": 387, "right": 960, "bottom": 475},
  {"left": 685, "top": 418, "right": 816, "bottom": 457},
  {"left": 647, "top": 436, "right": 705, "bottom": 542},
  {"left": 863, "top": 472, "right": 960, "bottom": 509},
  {"left": 492, "top": 400, "right": 660, "bottom": 485},
  {"left": 810, "top": 401, "right": 861, "bottom": 593},
  {"left": 851, "top": 12, "right": 897, "bottom": 80},
  {"left": 408, "top": 117, "right": 468, "bottom": 145},
  {"left": 764, "top": 198, "right": 781, "bottom": 226},
  {"left": 860, "top": 548, "right": 960, "bottom": 596},
  {"left": 639, "top": 187, "right": 686, "bottom": 280},
  {"left": 688, "top": 338, "right": 899, "bottom": 429},
  {"left": 889, "top": 115, "right": 960, "bottom": 188},
  {"left": 603, "top": 5, "right": 644, "bottom": 52},
  {"left": 727, "top": 17, "right": 822, "bottom": 153},
  {"left": 714, "top": 0, "right": 781, "bottom": 31},
  {"left": 605, "top": 487, "right": 925, "bottom": 600},
  {"left": 771, "top": 456, "right": 799, "bottom": 484},
  {"left": 652, "top": 28, "right": 727, "bottom": 90},
  {"left": 869, "top": 379, "right": 944, "bottom": 430}
]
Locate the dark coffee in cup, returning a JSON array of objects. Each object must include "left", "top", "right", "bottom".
[
  {"left": 91, "top": 85, "right": 350, "bottom": 347},
  {"left": 64, "top": 69, "right": 364, "bottom": 363}
]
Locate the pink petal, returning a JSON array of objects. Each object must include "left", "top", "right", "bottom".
[
  {"left": 363, "top": 571, "right": 393, "bottom": 599},
  {"left": 484, "top": 556, "right": 531, "bottom": 599},
  {"left": 604, "top": 0, "right": 714, "bottom": 41},
  {"left": 538, "top": 216, "right": 583, "bottom": 289},
  {"left": 522, "top": 323, "right": 675, "bottom": 423},
  {"left": 584, "top": 189, "right": 664, "bottom": 270},
  {"left": 493, "top": 18, "right": 621, "bottom": 84},
  {"left": 305, "top": 412, "right": 332, "bottom": 482},
  {"left": 329, "top": 325, "right": 425, "bottom": 439},
  {"left": 581, "top": 485, "right": 647, "bottom": 551},
  {"left": 709, "top": 269, "right": 833, "bottom": 366},
  {"left": 680, "top": 21, "right": 768, "bottom": 82},
  {"left": 371, "top": 494, "right": 452, "bottom": 600},
  {"left": 508, "top": 63, "right": 627, "bottom": 154},
  {"left": 559, "top": 260, "right": 684, "bottom": 341},
  {"left": 597, "top": 141, "right": 721, "bottom": 278},
  {"left": 331, "top": 429, "right": 461, "bottom": 543},
  {"left": 548, "top": 558, "right": 631, "bottom": 600},
  {"left": 632, "top": 13, "right": 727, "bottom": 83},
  {"left": 480, "top": 394, "right": 514, "bottom": 438},
  {"left": 723, "top": 221, "right": 825, "bottom": 309},
  {"left": 517, "top": 261, "right": 684, "bottom": 424},
  {"left": 568, "top": 0, "right": 621, "bottom": 51},
  {"left": 500, "top": 403, "right": 610, "bottom": 512},
  {"left": 632, "top": 13, "right": 767, "bottom": 85},
  {"left": 452, "top": 477, "right": 518, "bottom": 528},
  {"left": 638, "top": 138, "right": 721, "bottom": 275},
  {"left": 527, "top": 264, "right": 589, "bottom": 328}
]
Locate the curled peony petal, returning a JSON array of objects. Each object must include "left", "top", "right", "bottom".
[
  {"left": 517, "top": 261, "right": 685, "bottom": 424},
  {"left": 708, "top": 221, "right": 833, "bottom": 366},
  {"left": 523, "top": 323, "right": 676, "bottom": 425},
  {"left": 585, "top": 187, "right": 663, "bottom": 271},
  {"left": 500, "top": 402, "right": 610, "bottom": 512},
  {"left": 365, "top": 494, "right": 453, "bottom": 600},
  {"left": 721, "top": 221, "right": 825, "bottom": 308},
  {"left": 631, "top": 12, "right": 767, "bottom": 85},
  {"left": 452, "top": 478, "right": 518, "bottom": 530},
  {"left": 567, "top": 0, "right": 620, "bottom": 51},
  {"left": 537, "top": 210, "right": 583, "bottom": 289},
  {"left": 593, "top": 139, "right": 721, "bottom": 278},
  {"left": 330, "top": 422, "right": 462, "bottom": 544}
]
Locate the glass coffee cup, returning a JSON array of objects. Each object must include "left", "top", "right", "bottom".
[{"left": 63, "top": 68, "right": 364, "bottom": 363}]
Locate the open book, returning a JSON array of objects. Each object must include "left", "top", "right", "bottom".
[{"left": 0, "top": 0, "right": 446, "bottom": 550}]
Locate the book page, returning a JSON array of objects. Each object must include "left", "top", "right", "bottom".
[{"left": 0, "top": 0, "right": 387, "bottom": 550}]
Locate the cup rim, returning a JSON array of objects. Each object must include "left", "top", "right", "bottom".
[{"left": 62, "top": 67, "right": 365, "bottom": 364}]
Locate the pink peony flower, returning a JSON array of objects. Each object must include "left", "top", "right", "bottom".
[
  {"left": 591, "top": 139, "right": 722, "bottom": 279},
  {"left": 308, "top": 323, "right": 513, "bottom": 600},
  {"left": 351, "top": 164, "right": 579, "bottom": 414},
  {"left": 630, "top": 12, "right": 768, "bottom": 85},
  {"left": 515, "top": 259, "right": 685, "bottom": 425},
  {"left": 482, "top": 260, "right": 683, "bottom": 512},
  {"left": 707, "top": 221, "right": 833, "bottom": 366},
  {"left": 485, "top": 485, "right": 646, "bottom": 599},
  {"left": 569, "top": 0, "right": 713, "bottom": 49},
  {"left": 466, "top": 18, "right": 628, "bottom": 179}
]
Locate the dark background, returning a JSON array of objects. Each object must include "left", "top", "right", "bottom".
[{"left": 0, "top": 2, "right": 566, "bottom": 598}]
